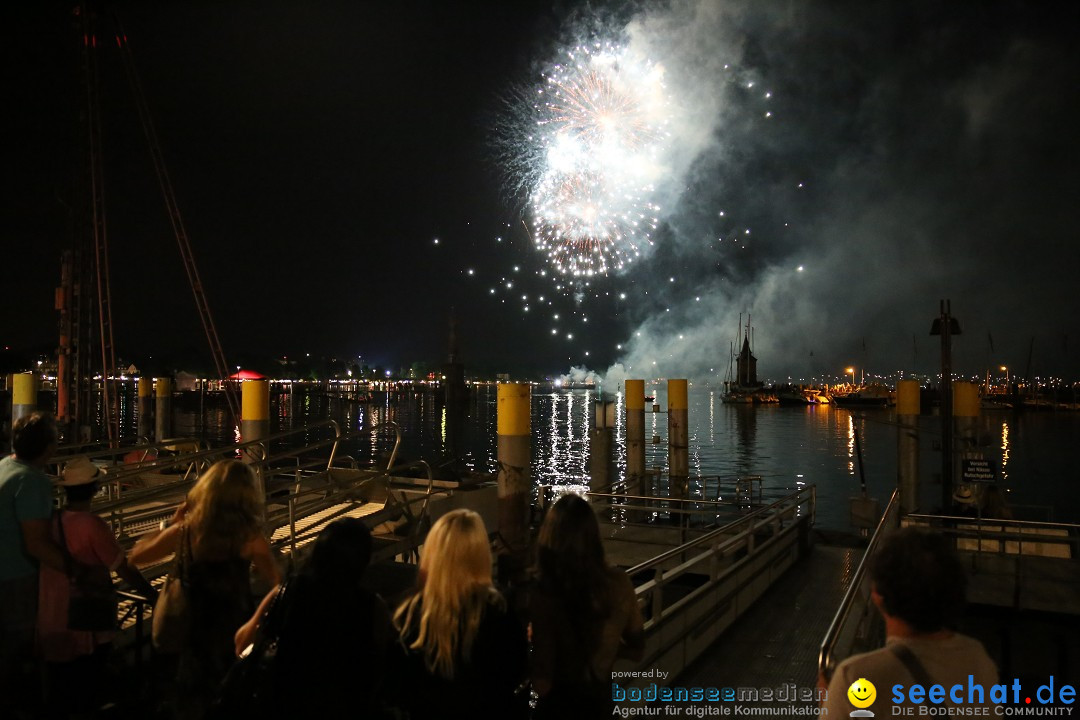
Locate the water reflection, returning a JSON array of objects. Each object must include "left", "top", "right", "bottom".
[
  {"left": 73, "top": 383, "right": 1078, "bottom": 528},
  {"left": 1000, "top": 421, "right": 1010, "bottom": 483},
  {"left": 733, "top": 405, "right": 757, "bottom": 477}
]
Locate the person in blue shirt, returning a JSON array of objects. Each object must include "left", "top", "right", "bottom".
[{"left": 0, "top": 411, "right": 66, "bottom": 718}]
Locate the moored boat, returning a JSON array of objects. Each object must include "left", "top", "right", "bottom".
[{"left": 830, "top": 383, "right": 892, "bottom": 408}]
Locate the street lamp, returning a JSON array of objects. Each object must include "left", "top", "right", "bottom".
[{"left": 845, "top": 367, "right": 856, "bottom": 387}]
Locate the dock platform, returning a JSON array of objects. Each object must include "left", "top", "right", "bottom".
[{"left": 677, "top": 535, "right": 859, "bottom": 698}]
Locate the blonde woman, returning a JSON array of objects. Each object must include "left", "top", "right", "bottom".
[
  {"left": 131, "top": 460, "right": 279, "bottom": 719},
  {"left": 393, "top": 509, "right": 527, "bottom": 719}
]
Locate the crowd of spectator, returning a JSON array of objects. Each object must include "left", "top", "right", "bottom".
[
  {"left": 2, "top": 411, "right": 997, "bottom": 719},
  {"left": 0, "top": 412, "right": 646, "bottom": 719}
]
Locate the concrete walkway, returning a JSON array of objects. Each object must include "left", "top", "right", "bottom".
[{"left": 676, "top": 535, "right": 861, "bottom": 694}]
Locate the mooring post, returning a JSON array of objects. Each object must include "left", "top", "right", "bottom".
[
  {"left": 625, "top": 379, "right": 646, "bottom": 514},
  {"left": 154, "top": 377, "right": 172, "bottom": 443},
  {"left": 241, "top": 378, "right": 270, "bottom": 453},
  {"left": 11, "top": 373, "right": 37, "bottom": 449},
  {"left": 497, "top": 383, "right": 531, "bottom": 557},
  {"left": 896, "top": 379, "right": 921, "bottom": 514},
  {"left": 668, "top": 379, "right": 689, "bottom": 502},
  {"left": 953, "top": 380, "right": 980, "bottom": 508},
  {"left": 589, "top": 399, "right": 615, "bottom": 494},
  {"left": 137, "top": 377, "right": 153, "bottom": 440}
]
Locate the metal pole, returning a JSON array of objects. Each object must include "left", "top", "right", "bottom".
[
  {"left": 896, "top": 380, "right": 920, "bottom": 514},
  {"left": 137, "top": 376, "right": 153, "bottom": 440},
  {"left": 953, "top": 380, "right": 980, "bottom": 508},
  {"left": 939, "top": 300, "right": 954, "bottom": 510},
  {"left": 11, "top": 373, "right": 37, "bottom": 449},
  {"left": 625, "top": 380, "right": 646, "bottom": 516},
  {"left": 589, "top": 400, "right": 614, "bottom": 493},
  {"left": 241, "top": 379, "right": 271, "bottom": 455},
  {"left": 497, "top": 383, "right": 531, "bottom": 555},
  {"left": 154, "top": 377, "right": 172, "bottom": 443},
  {"left": 668, "top": 379, "right": 689, "bottom": 500}
]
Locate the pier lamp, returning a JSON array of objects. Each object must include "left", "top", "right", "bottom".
[
  {"left": 1000, "top": 366, "right": 1009, "bottom": 386},
  {"left": 845, "top": 367, "right": 855, "bottom": 387}
]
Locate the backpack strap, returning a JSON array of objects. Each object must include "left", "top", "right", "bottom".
[{"left": 888, "top": 642, "right": 935, "bottom": 688}]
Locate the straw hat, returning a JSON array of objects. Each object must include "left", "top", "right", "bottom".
[
  {"left": 59, "top": 456, "right": 102, "bottom": 486},
  {"left": 952, "top": 484, "right": 976, "bottom": 505}
]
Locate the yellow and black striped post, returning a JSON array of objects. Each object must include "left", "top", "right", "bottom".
[
  {"left": 668, "top": 379, "right": 689, "bottom": 500},
  {"left": 241, "top": 379, "right": 270, "bottom": 448},
  {"left": 155, "top": 377, "right": 172, "bottom": 443},
  {"left": 896, "top": 380, "right": 921, "bottom": 514},
  {"left": 625, "top": 380, "right": 646, "bottom": 501},
  {"left": 497, "top": 383, "right": 530, "bottom": 554},
  {"left": 137, "top": 377, "right": 153, "bottom": 440},
  {"left": 11, "top": 373, "right": 37, "bottom": 449}
]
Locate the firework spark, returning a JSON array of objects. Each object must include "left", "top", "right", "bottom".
[{"left": 521, "top": 42, "right": 671, "bottom": 279}]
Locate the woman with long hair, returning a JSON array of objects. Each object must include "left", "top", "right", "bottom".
[
  {"left": 393, "top": 509, "right": 527, "bottom": 719},
  {"left": 530, "top": 493, "right": 644, "bottom": 717},
  {"left": 132, "top": 460, "right": 280, "bottom": 719}
]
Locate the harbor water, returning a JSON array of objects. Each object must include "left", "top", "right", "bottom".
[
  {"left": 42, "top": 380, "right": 1075, "bottom": 530},
  {"left": 140, "top": 382, "right": 1080, "bottom": 531}
]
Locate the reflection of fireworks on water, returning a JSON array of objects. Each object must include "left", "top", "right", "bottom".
[{"left": 521, "top": 41, "right": 671, "bottom": 279}]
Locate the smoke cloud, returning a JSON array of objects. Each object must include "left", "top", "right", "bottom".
[{"left": 566, "top": 0, "right": 1080, "bottom": 385}]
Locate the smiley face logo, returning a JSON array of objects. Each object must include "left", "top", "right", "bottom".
[{"left": 847, "top": 678, "right": 877, "bottom": 709}]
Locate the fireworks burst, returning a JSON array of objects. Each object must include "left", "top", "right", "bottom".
[{"left": 523, "top": 42, "right": 671, "bottom": 279}]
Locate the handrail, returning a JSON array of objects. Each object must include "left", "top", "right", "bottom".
[
  {"left": 587, "top": 490, "right": 782, "bottom": 509},
  {"left": 905, "top": 513, "right": 1080, "bottom": 532},
  {"left": 818, "top": 488, "right": 900, "bottom": 682},
  {"left": 81, "top": 418, "right": 406, "bottom": 551},
  {"left": 273, "top": 454, "right": 436, "bottom": 556},
  {"left": 115, "top": 589, "right": 154, "bottom": 681},
  {"left": 91, "top": 419, "right": 350, "bottom": 508},
  {"left": 903, "top": 513, "right": 1079, "bottom": 570},
  {"left": 627, "top": 486, "right": 816, "bottom": 575},
  {"left": 53, "top": 436, "right": 206, "bottom": 465},
  {"left": 618, "top": 485, "right": 815, "bottom": 671}
]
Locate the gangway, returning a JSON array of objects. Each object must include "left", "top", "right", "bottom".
[{"left": 606, "top": 485, "right": 817, "bottom": 681}]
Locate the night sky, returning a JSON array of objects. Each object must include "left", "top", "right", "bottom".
[{"left": 6, "top": 1, "right": 1080, "bottom": 383}]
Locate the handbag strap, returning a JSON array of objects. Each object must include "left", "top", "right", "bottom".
[
  {"left": 259, "top": 581, "right": 292, "bottom": 642},
  {"left": 175, "top": 523, "right": 191, "bottom": 586},
  {"left": 54, "top": 510, "right": 76, "bottom": 579},
  {"left": 888, "top": 642, "right": 935, "bottom": 688}
]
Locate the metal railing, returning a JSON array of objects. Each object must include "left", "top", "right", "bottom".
[
  {"left": 51, "top": 437, "right": 208, "bottom": 501},
  {"left": 818, "top": 489, "right": 900, "bottom": 682},
  {"left": 84, "top": 419, "right": 404, "bottom": 546},
  {"left": 818, "top": 498, "right": 1080, "bottom": 683},
  {"left": 270, "top": 456, "right": 437, "bottom": 558},
  {"left": 542, "top": 475, "right": 798, "bottom": 528},
  {"left": 115, "top": 590, "right": 154, "bottom": 674},
  {"left": 626, "top": 485, "right": 816, "bottom": 632},
  {"left": 903, "top": 513, "right": 1080, "bottom": 558}
]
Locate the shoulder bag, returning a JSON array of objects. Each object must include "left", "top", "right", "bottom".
[
  {"left": 151, "top": 524, "right": 192, "bottom": 653},
  {"left": 56, "top": 510, "right": 118, "bottom": 632},
  {"left": 208, "top": 580, "right": 293, "bottom": 719}
]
